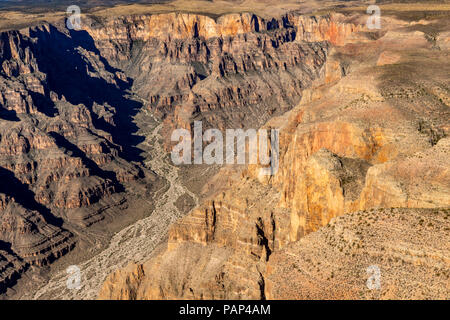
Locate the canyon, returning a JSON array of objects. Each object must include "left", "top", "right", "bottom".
[
  {"left": 0, "top": 1, "right": 448, "bottom": 300},
  {"left": 0, "top": 8, "right": 360, "bottom": 298},
  {"left": 98, "top": 10, "right": 450, "bottom": 300}
]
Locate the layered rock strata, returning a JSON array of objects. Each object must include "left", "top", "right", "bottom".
[
  {"left": 99, "top": 17, "right": 450, "bottom": 300},
  {"left": 266, "top": 208, "right": 450, "bottom": 300},
  {"left": 0, "top": 19, "right": 157, "bottom": 292},
  {"left": 82, "top": 13, "right": 360, "bottom": 147},
  {"left": 0, "top": 12, "right": 360, "bottom": 294}
]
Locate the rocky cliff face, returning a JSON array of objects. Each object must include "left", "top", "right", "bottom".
[
  {"left": 82, "top": 13, "right": 360, "bottom": 147},
  {"left": 0, "top": 11, "right": 361, "bottom": 295},
  {"left": 266, "top": 207, "right": 450, "bottom": 300},
  {"left": 99, "top": 14, "right": 450, "bottom": 300}
]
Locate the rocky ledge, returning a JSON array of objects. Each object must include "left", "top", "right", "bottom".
[
  {"left": 0, "top": 11, "right": 360, "bottom": 294},
  {"left": 99, "top": 13, "right": 450, "bottom": 300}
]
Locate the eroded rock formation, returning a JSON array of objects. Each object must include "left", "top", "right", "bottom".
[
  {"left": 0, "top": 11, "right": 361, "bottom": 295},
  {"left": 266, "top": 208, "right": 450, "bottom": 300},
  {"left": 99, "top": 14, "right": 450, "bottom": 300},
  {"left": 82, "top": 13, "right": 360, "bottom": 148},
  {"left": 0, "top": 17, "right": 159, "bottom": 292}
]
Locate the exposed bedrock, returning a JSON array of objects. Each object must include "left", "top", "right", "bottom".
[
  {"left": 0, "top": 16, "right": 155, "bottom": 291},
  {"left": 99, "top": 18, "right": 450, "bottom": 299},
  {"left": 82, "top": 12, "right": 360, "bottom": 148},
  {"left": 0, "top": 11, "right": 360, "bottom": 294}
]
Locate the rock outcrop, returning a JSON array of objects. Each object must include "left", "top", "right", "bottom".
[
  {"left": 82, "top": 13, "right": 360, "bottom": 148},
  {"left": 0, "top": 11, "right": 361, "bottom": 295},
  {"left": 0, "top": 246, "right": 26, "bottom": 294},
  {"left": 99, "top": 14, "right": 450, "bottom": 300}
]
